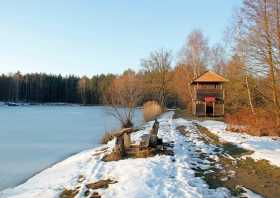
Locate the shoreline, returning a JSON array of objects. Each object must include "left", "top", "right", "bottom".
[
  {"left": 0, "top": 101, "right": 145, "bottom": 108},
  {"left": 0, "top": 145, "right": 102, "bottom": 192}
]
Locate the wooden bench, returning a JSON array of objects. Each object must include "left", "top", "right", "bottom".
[
  {"left": 140, "top": 119, "right": 160, "bottom": 148},
  {"left": 114, "top": 128, "right": 134, "bottom": 156},
  {"left": 114, "top": 119, "right": 161, "bottom": 157}
]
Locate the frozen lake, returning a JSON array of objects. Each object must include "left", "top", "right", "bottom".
[{"left": 0, "top": 105, "right": 143, "bottom": 191}]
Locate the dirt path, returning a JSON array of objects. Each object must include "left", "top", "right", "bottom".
[{"left": 173, "top": 116, "right": 280, "bottom": 198}]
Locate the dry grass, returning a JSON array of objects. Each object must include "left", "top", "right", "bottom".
[
  {"left": 100, "top": 130, "right": 118, "bottom": 144},
  {"left": 143, "top": 101, "right": 163, "bottom": 122},
  {"left": 225, "top": 108, "right": 280, "bottom": 136}
]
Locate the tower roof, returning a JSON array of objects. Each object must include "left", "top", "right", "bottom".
[{"left": 191, "top": 70, "right": 228, "bottom": 84}]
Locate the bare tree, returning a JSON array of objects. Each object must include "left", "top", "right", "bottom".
[
  {"left": 141, "top": 48, "right": 173, "bottom": 107},
  {"left": 105, "top": 70, "right": 142, "bottom": 128},
  {"left": 210, "top": 43, "right": 227, "bottom": 75},
  {"left": 223, "top": 55, "right": 250, "bottom": 113},
  {"left": 179, "top": 30, "right": 209, "bottom": 78},
  {"left": 78, "top": 76, "right": 90, "bottom": 105},
  {"left": 236, "top": 0, "right": 280, "bottom": 120},
  {"left": 172, "top": 63, "right": 194, "bottom": 109},
  {"left": 174, "top": 30, "right": 210, "bottom": 109},
  {"left": 245, "top": 74, "right": 256, "bottom": 114}
]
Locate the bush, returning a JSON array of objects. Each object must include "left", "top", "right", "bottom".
[
  {"left": 143, "top": 101, "right": 163, "bottom": 122},
  {"left": 225, "top": 108, "right": 280, "bottom": 136}
]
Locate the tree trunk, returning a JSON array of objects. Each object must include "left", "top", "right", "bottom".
[
  {"left": 245, "top": 74, "right": 255, "bottom": 115},
  {"left": 263, "top": 0, "right": 280, "bottom": 123}
]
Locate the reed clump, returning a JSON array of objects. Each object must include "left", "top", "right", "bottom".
[{"left": 143, "top": 101, "right": 163, "bottom": 122}]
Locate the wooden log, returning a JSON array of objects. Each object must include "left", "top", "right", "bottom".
[
  {"left": 149, "top": 119, "right": 160, "bottom": 147},
  {"left": 149, "top": 135, "right": 158, "bottom": 147},
  {"left": 115, "top": 135, "right": 126, "bottom": 156},
  {"left": 150, "top": 119, "right": 159, "bottom": 136},
  {"left": 115, "top": 128, "right": 133, "bottom": 137}
]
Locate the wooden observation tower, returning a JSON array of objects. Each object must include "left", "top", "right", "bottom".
[{"left": 191, "top": 71, "right": 228, "bottom": 117}]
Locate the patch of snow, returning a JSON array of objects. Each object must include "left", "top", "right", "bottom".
[
  {"left": 199, "top": 120, "right": 280, "bottom": 167},
  {"left": 241, "top": 187, "right": 263, "bottom": 198}
]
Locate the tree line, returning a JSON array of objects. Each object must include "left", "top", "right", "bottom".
[{"left": 0, "top": 72, "right": 115, "bottom": 105}]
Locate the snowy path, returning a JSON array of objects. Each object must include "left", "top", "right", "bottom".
[{"left": 1, "top": 112, "right": 265, "bottom": 198}]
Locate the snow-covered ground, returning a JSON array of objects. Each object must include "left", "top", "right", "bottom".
[
  {"left": 199, "top": 120, "right": 280, "bottom": 167},
  {"left": 0, "top": 112, "right": 225, "bottom": 198},
  {"left": 1, "top": 112, "right": 267, "bottom": 198}
]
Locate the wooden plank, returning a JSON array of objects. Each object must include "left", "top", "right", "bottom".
[
  {"left": 115, "top": 128, "right": 133, "bottom": 137},
  {"left": 140, "top": 134, "right": 151, "bottom": 148},
  {"left": 115, "top": 135, "right": 126, "bottom": 156},
  {"left": 151, "top": 119, "right": 159, "bottom": 136},
  {"left": 123, "top": 133, "right": 131, "bottom": 149}
]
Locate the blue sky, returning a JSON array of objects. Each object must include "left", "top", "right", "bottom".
[{"left": 0, "top": 0, "right": 242, "bottom": 76}]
